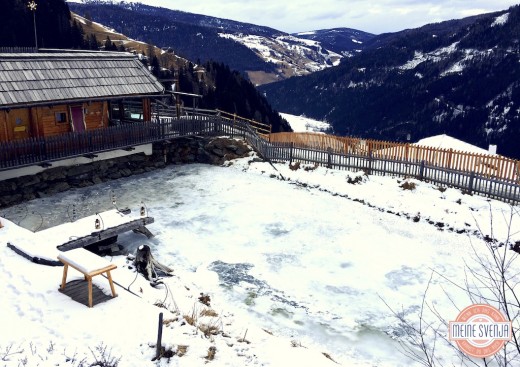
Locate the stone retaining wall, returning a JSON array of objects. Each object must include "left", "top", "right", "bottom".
[{"left": 0, "top": 137, "right": 252, "bottom": 208}]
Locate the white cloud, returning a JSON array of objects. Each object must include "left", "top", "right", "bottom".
[{"left": 124, "top": 0, "right": 518, "bottom": 34}]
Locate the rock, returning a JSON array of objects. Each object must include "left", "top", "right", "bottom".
[
  {"left": 66, "top": 164, "right": 95, "bottom": 177},
  {"left": 212, "top": 148, "right": 225, "bottom": 157},
  {"left": 20, "top": 175, "right": 40, "bottom": 187}
]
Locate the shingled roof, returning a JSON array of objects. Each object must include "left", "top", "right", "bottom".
[{"left": 0, "top": 51, "right": 164, "bottom": 108}]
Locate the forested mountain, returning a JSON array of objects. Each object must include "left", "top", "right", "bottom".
[
  {"left": 176, "top": 62, "right": 291, "bottom": 131},
  {"left": 67, "top": 1, "right": 372, "bottom": 85},
  {"left": 0, "top": 0, "right": 85, "bottom": 49},
  {"left": 0, "top": 0, "right": 290, "bottom": 132},
  {"left": 261, "top": 6, "right": 520, "bottom": 159},
  {"left": 69, "top": 1, "right": 275, "bottom": 76},
  {"left": 294, "top": 28, "right": 375, "bottom": 56}
]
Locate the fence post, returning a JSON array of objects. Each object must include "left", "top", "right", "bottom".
[
  {"left": 368, "top": 151, "right": 372, "bottom": 175},
  {"left": 419, "top": 160, "right": 425, "bottom": 181},
  {"left": 156, "top": 312, "right": 163, "bottom": 360},
  {"left": 327, "top": 147, "right": 332, "bottom": 168},
  {"left": 468, "top": 171, "right": 475, "bottom": 195},
  {"left": 289, "top": 142, "right": 294, "bottom": 165},
  {"left": 232, "top": 114, "right": 236, "bottom": 138},
  {"left": 88, "top": 132, "right": 93, "bottom": 153}
]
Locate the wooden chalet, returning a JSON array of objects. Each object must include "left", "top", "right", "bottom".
[{"left": 0, "top": 50, "right": 164, "bottom": 143}]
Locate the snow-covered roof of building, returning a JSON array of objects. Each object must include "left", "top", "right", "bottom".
[
  {"left": 0, "top": 50, "right": 164, "bottom": 108},
  {"left": 414, "top": 134, "right": 492, "bottom": 155}
]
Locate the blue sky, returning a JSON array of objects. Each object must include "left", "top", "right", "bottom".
[{"left": 126, "top": 0, "right": 519, "bottom": 34}]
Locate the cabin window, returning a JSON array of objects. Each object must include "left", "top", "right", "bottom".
[
  {"left": 55, "top": 112, "right": 67, "bottom": 123},
  {"left": 109, "top": 100, "right": 144, "bottom": 124}
]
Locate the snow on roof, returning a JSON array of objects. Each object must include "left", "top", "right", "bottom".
[{"left": 414, "top": 134, "right": 492, "bottom": 155}]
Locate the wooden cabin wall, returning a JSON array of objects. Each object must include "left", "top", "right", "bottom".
[
  {"left": 0, "top": 110, "right": 8, "bottom": 142},
  {"left": 4, "top": 108, "right": 32, "bottom": 140},
  {"left": 36, "top": 105, "right": 71, "bottom": 137},
  {"left": 84, "top": 102, "right": 108, "bottom": 130}
]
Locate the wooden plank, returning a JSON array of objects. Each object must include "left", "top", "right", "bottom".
[
  {"left": 58, "top": 279, "right": 113, "bottom": 307},
  {"left": 57, "top": 217, "right": 154, "bottom": 251}
]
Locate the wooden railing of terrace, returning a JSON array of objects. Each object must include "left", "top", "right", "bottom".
[
  {"left": 0, "top": 114, "right": 266, "bottom": 172},
  {"left": 215, "top": 110, "right": 272, "bottom": 138}
]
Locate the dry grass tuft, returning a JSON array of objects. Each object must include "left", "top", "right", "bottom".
[
  {"left": 200, "top": 309, "right": 219, "bottom": 317},
  {"left": 183, "top": 314, "right": 195, "bottom": 326},
  {"left": 184, "top": 304, "right": 199, "bottom": 326},
  {"left": 205, "top": 346, "right": 217, "bottom": 361},
  {"left": 163, "top": 317, "right": 178, "bottom": 326},
  {"left": 322, "top": 352, "right": 338, "bottom": 364},
  {"left": 238, "top": 329, "right": 250, "bottom": 344},
  {"left": 176, "top": 345, "right": 188, "bottom": 357},
  {"left": 304, "top": 163, "right": 319, "bottom": 171},
  {"left": 400, "top": 180, "right": 416, "bottom": 190},
  {"left": 436, "top": 186, "right": 447, "bottom": 193},
  {"left": 198, "top": 293, "right": 211, "bottom": 306},
  {"left": 199, "top": 323, "right": 220, "bottom": 337},
  {"left": 290, "top": 340, "right": 306, "bottom": 348},
  {"left": 289, "top": 162, "right": 301, "bottom": 171}
]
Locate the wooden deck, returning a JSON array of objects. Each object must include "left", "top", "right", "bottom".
[
  {"left": 57, "top": 217, "right": 154, "bottom": 252},
  {"left": 58, "top": 279, "right": 114, "bottom": 307}
]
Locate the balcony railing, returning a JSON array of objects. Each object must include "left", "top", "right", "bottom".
[{"left": 0, "top": 115, "right": 255, "bottom": 171}]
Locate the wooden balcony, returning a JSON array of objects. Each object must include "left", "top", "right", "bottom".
[{"left": 0, "top": 114, "right": 257, "bottom": 171}]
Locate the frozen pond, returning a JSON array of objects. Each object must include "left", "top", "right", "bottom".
[{"left": 4, "top": 161, "right": 517, "bottom": 366}]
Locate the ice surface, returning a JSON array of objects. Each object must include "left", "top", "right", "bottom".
[{"left": 1, "top": 157, "right": 519, "bottom": 366}]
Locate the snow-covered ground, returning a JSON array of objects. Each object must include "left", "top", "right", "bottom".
[
  {"left": 280, "top": 112, "right": 331, "bottom": 133},
  {"left": 1, "top": 149, "right": 519, "bottom": 366}
]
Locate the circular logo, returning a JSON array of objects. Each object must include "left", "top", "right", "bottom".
[{"left": 449, "top": 304, "right": 511, "bottom": 358}]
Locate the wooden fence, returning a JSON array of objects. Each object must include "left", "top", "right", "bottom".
[
  {"left": 1, "top": 115, "right": 519, "bottom": 204},
  {"left": 253, "top": 139, "right": 520, "bottom": 205},
  {"left": 269, "top": 132, "right": 520, "bottom": 183}
]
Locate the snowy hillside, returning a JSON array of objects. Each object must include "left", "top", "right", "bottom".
[
  {"left": 219, "top": 33, "right": 342, "bottom": 78},
  {"left": 1, "top": 149, "right": 519, "bottom": 366},
  {"left": 280, "top": 112, "right": 331, "bottom": 132}
]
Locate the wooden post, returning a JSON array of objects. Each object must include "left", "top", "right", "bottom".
[
  {"left": 232, "top": 114, "right": 236, "bottom": 138},
  {"left": 289, "top": 142, "right": 294, "bottom": 165},
  {"left": 368, "top": 151, "right": 373, "bottom": 175},
  {"left": 468, "top": 171, "right": 475, "bottom": 195},
  {"left": 419, "top": 160, "right": 426, "bottom": 181},
  {"left": 156, "top": 312, "right": 164, "bottom": 360}
]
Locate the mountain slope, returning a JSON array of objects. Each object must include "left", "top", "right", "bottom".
[
  {"left": 261, "top": 6, "right": 520, "bottom": 159},
  {"left": 294, "top": 28, "right": 375, "bottom": 56},
  {"left": 67, "top": 1, "right": 373, "bottom": 84},
  {"left": 68, "top": 1, "right": 274, "bottom": 75}
]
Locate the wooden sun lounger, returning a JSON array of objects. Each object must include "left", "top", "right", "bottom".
[{"left": 58, "top": 248, "right": 117, "bottom": 308}]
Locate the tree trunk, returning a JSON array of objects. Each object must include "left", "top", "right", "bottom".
[{"left": 135, "top": 244, "right": 172, "bottom": 280}]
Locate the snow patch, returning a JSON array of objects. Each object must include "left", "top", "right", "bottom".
[
  {"left": 492, "top": 13, "right": 509, "bottom": 27},
  {"left": 280, "top": 112, "right": 331, "bottom": 133}
]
